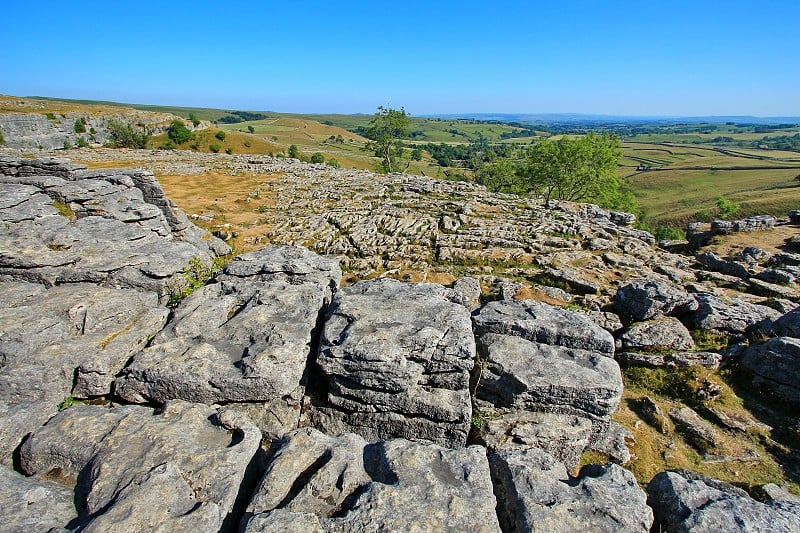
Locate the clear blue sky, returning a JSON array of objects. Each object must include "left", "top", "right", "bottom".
[{"left": 2, "top": 0, "right": 798, "bottom": 116}]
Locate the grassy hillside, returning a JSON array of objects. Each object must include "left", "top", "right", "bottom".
[{"left": 149, "top": 127, "right": 282, "bottom": 155}]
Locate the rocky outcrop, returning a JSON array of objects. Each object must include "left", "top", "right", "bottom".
[
  {"left": 616, "top": 317, "right": 695, "bottom": 352},
  {"left": 739, "top": 337, "right": 800, "bottom": 408},
  {"left": 243, "top": 427, "right": 501, "bottom": 532},
  {"left": 490, "top": 448, "right": 653, "bottom": 532},
  {"left": 648, "top": 470, "right": 800, "bottom": 532},
  {"left": 19, "top": 401, "right": 261, "bottom": 531},
  {"left": 0, "top": 464, "right": 79, "bottom": 532},
  {"left": 688, "top": 292, "right": 780, "bottom": 338},
  {"left": 615, "top": 279, "right": 698, "bottom": 323},
  {"left": 309, "top": 279, "right": 475, "bottom": 448}
]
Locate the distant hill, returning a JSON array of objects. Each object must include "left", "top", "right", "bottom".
[{"left": 424, "top": 113, "right": 800, "bottom": 126}]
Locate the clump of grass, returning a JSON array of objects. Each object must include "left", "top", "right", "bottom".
[
  {"left": 692, "top": 329, "right": 730, "bottom": 351},
  {"left": 52, "top": 200, "right": 75, "bottom": 220},
  {"left": 167, "top": 255, "right": 233, "bottom": 306},
  {"left": 57, "top": 396, "right": 82, "bottom": 411}
]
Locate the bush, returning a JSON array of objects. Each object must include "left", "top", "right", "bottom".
[
  {"left": 247, "top": 125, "right": 255, "bottom": 134},
  {"left": 168, "top": 120, "right": 194, "bottom": 145},
  {"left": 215, "top": 130, "right": 226, "bottom": 141},
  {"left": 225, "top": 147, "right": 233, "bottom": 154},
  {"left": 188, "top": 113, "right": 200, "bottom": 127},
  {"left": 63, "top": 138, "right": 73, "bottom": 150},
  {"left": 0, "top": 129, "right": 5, "bottom": 145},
  {"left": 74, "top": 117, "right": 86, "bottom": 133},
  {"left": 653, "top": 226, "right": 686, "bottom": 241},
  {"left": 327, "top": 158, "right": 340, "bottom": 168},
  {"left": 160, "top": 140, "right": 176, "bottom": 150},
  {"left": 288, "top": 144, "right": 299, "bottom": 158},
  {"left": 716, "top": 195, "right": 740, "bottom": 219},
  {"left": 106, "top": 119, "right": 150, "bottom": 148},
  {"left": 76, "top": 136, "right": 90, "bottom": 148},
  {"left": 210, "top": 143, "right": 221, "bottom": 153},
  {"left": 310, "top": 152, "right": 325, "bottom": 164}
]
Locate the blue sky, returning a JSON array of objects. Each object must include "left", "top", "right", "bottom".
[{"left": 2, "top": 1, "right": 798, "bottom": 116}]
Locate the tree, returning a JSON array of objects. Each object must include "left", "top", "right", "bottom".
[
  {"left": 188, "top": 113, "right": 200, "bottom": 127},
  {"left": 715, "top": 195, "right": 740, "bottom": 219},
  {"left": 519, "top": 133, "right": 624, "bottom": 206},
  {"left": 247, "top": 125, "right": 255, "bottom": 134},
  {"left": 476, "top": 159, "right": 528, "bottom": 195},
  {"left": 288, "top": 144, "right": 299, "bottom": 158},
  {"left": 310, "top": 152, "right": 325, "bottom": 164},
  {"left": 363, "top": 106, "right": 410, "bottom": 173},
  {"left": 106, "top": 119, "right": 150, "bottom": 149},
  {"left": 168, "top": 120, "right": 194, "bottom": 145}
]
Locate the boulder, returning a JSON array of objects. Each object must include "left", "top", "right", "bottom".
[
  {"left": 243, "top": 427, "right": 500, "bottom": 532},
  {"left": 772, "top": 307, "right": 800, "bottom": 338},
  {"left": 115, "top": 246, "right": 340, "bottom": 418},
  {"left": 616, "top": 317, "right": 695, "bottom": 352},
  {"left": 19, "top": 401, "right": 261, "bottom": 531},
  {"left": 615, "top": 279, "right": 698, "bottom": 323},
  {"left": 490, "top": 448, "right": 652, "bottom": 532},
  {"left": 311, "top": 278, "right": 475, "bottom": 447},
  {"left": 689, "top": 292, "right": 780, "bottom": 338},
  {"left": 669, "top": 407, "right": 718, "bottom": 450},
  {"left": 473, "top": 299, "right": 615, "bottom": 354},
  {"left": 648, "top": 470, "right": 800, "bottom": 532},
  {"left": 739, "top": 337, "right": 800, "bottom": 408}
]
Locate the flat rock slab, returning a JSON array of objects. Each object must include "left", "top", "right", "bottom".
[
  {"left": 490, "top": 448, "right": 652, "bottom": 532},
  {"left": 0, "top": 157, "right": 228, "bottom": 296},
  {"left": 19, "top": 400, "right": 261, "bottom": 532},
  {"left": 312, "top": 278, "right": 475, "bottom": 448},
  {"left": 115, "top": 245, "right": 341, "bottom": 408},
  {"left": 648, "top": 470, "right": 800, "bottom": 532},
  {"left": 617, "top": 351, "right": 723, "bottom": 369},
  {"left": 243, "top": 427, "right": 500, "bottom": 532},
  {"left": 473, "top": 299, "right": 615, "bottom": 354},
  {"left": 617, "top": 317, "right": 695, "bottom": 352},
  {"left": 740, "top": 337, "right": 800, "bottom": 408},
  {"left": 0, "top": 464, "right": 78, "bottom": 532}
]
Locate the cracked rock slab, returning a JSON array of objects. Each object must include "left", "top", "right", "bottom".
[
  {"left": 243, "top": 427, "right": 500, "bottom": 532},
  {"left": 311, "top": 278, "right": 475, "bottom": 448},
  {"left": 19, "top": 400, "right": 261, "bottom": 531}
]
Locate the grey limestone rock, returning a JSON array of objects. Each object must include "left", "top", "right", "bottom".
[
  {"left": 617, "top": 351, "right": 723, "bottom": 369},
  {"left": 689, "top": 292, "right": 781, "bottom": 338},
  {"left": 615, "top": 278, "right": 698, "bottom": 323},
  {"left": 20, "top": 400, "right": 261, "bottom": 531},
  {"left": 490, "top": 448, "right": 652, "bottom": 533},
  {"left": 772, "top": 307, "right": 800, "bottom": 338},
  {"left": 0, "top": 463, "right": 78, "bottom": 532},
  {"left": 696, "top": 251, "right": 754, "bottom": 279},
  {"left": 669, "top": 407, "right": 718, "bottom": 449},
  {"left": 648, "top": 470, "right": 800, "bottom": 532},
  {"left": 539, "top": 267, "right": 600, "bottom": 295},
  {"left": 243, "top": 427, "right": 500, "bottom": 532},
  {"left": 739, "top": 337, "right": 800, "bottom": 408},
  {"left": 617, "top": 316, "right": 695, "bottom": 352},
  {"left": 473, "top": 299, "right": 615, "bottom": 354},
  {"left": 312, "top": 278, "right": 475, "bottom": 447}
]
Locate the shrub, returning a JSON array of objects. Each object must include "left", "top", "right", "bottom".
[
  {"left": 653, "top": 226, "right": 686, "bottom": 241},
  {"left": 44, "top": 112, "right": 56, "bottom": 120},
  {"left": 106, "top": 119, "right": 150, "bottom": 148},
  {"left": 215, "top": 130, "right": 226, "bottom": 141},
  {"left": 716, "top": 195, "right": 740, "bottom": 219},
  {"left": 288, "top": 144, "right": 299, "bottom": 158},
  {"left": 76, "top": 136, "right": 90, "bottom": 148},
  {"left": 225, "top": 147, "right": 233, "bottom": 154},
  {"left": 0, "top": 129, "right": 5, "bottom": 145},
  {"left": 74, "top": 117, "right": 86, "bottom": 133},
  {"left": 63, "top": 138, "right": 73, "bottom": 150},
  {"left": 327, "top": 158, "right": 340, "bottom": 168},
  {"left": 160, "top": 140, "right": 176, "bottom": 150},
  {"left": 247, "top": 125, "right": 255, "bottom": 134},
  {"left": 210, "top": 143, "right": 221, "bottom": 153},
  {"left": 168, "top": 120, "right": 194, "bottom": 145},
  {"left": 310, "top": 152, "right": 325, "bottom": 164},
  {"left": 188, "top": 112, "right": 200, "bottom": 127}
]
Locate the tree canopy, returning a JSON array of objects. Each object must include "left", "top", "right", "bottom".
[
  {"left": 168, "top": 120, "right": 194, "bottom": 145},
  {"left": 363, "top": 106, "right": 410, "bottom": 173}
]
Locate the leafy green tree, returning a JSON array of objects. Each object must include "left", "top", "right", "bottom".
[
  {"left": 410, "top": 147, "right": 423, "bottom": 161},
  {"left": 715, "top": 195, "right": 740, "bottom": 219},
  {"left": 168, "top": 120, "right": 194, "bottom": 145},
  {"left": 310, "top": 152, "right": 325, "bottom": 164},
  {"left": 476, "top": 159, "right": 528, "bottom": 195},
  {"left": 188, "top": 113, "right": 200, "bottom": 127},
  {"left": 106, "top": 120, "right": 150, "bottom": 149},
  {"left": 520, "top": 133, "right": 624, "bottom": 206},
  {"left": 363, "top": 106, "right": 410, "bottom": 173},
  {"left": 247, "top": 125, "right": 255, "bottom": 134},
  {"left": 288, "top": 144, "right": 299, "bottom": 158}
]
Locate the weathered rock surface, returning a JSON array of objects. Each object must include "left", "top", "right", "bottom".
[
  {"left": 740, "top": 337, "right": 800, "bottom": 408},
  {"left": 490, "top": 448, "right": 653, "bottom": 532},
  {"left": 0, "top": 156, "right": 228, "bottom": 297},
  {"left": 311, "top": 278, "right": 475, "bottom": 447},
  {"left": 243, "top": 427, "right": 500, "bottom": 532},
  {"left": 0, "top": 463, "right": 78, "bottom": 532},
  {"left": 615, "top": 279, "right": 698, "bottom": 323},
  {"left": 669, "top": 406, "right": 718, "bottom": 449},
  {"left": 19, "top": 401, "right": 261, "bottom": 531},
  {"left": 617, "top": 350, "right": 723, "bottom": 369},
  {"left": 772, "top": 307, "right": 800, "bottom": 338},
  {"left": 472, "top": 299, "right": 624, "bottom": 467},
  {"left": 648, "top": 470, "right": 800, "bottom": 532},
  {"left": 689, "top": 292, "right": 780, "bottom": 338},
  {"left": 617, "top": 316, "right": 696, "bottom": 352},
  {"left": 115, "top": 246, "right": 341, "bottom": 421}
]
